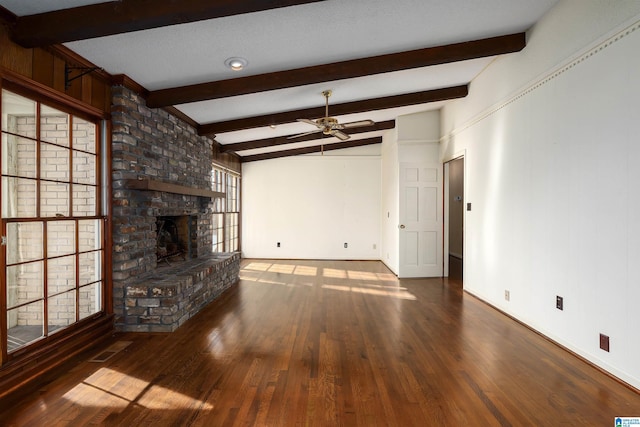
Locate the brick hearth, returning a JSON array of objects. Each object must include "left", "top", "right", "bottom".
[{"left": 123, "top": 253, "right": 239, "bottom": 332}]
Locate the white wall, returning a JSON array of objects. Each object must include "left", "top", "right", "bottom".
[
  {"left": 441, "top": 0, "right": 640, "bottom": 389},
  {"left": 242, "top": 146, "right": 381, "bottom": 260},
  {"left": 397, "top": 110, "right": 440, "bottom": 143}
]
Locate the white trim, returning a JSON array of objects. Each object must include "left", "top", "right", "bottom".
[
  {"left": 442, "top": 149, "right": 466, "bottom": 165},
  {"left": 443, "top": 152, "right": 466, "bottom": 281},
  {"left": 443, "top": 162, "right": 450, "bottom": 278},
  {"left": 445, "top": 16, "right": 640, "bottom": 139}
]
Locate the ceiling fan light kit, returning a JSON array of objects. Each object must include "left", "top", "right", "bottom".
[{"left": 289, "top": 90, "right": 375, "bottom": 141}]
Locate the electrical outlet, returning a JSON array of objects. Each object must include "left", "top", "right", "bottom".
[
  {"left": 600, "top": 334, "right": 610, "bottom": 352},
  {"left": 556, "top": 296, "right": 563, "bottom": 310},
  {"left": 344, "top": 243, "right": 348, "bottom": 248},
  {"left": 504, "top": 290, "right": 510, "bottom": 301}
]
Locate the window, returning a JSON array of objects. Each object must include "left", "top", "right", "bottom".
[
  {"left": 211, "top": 168, "right": 225, "bottom": 252},
  {"left": 225, "top": 173, "right": 239, "bottom": 252},
  {"left": 211, "top": 166, "right": 240, "bottom": 252},
  {"left": 1, "top": 88, "right": 105, "bottom": 361}
]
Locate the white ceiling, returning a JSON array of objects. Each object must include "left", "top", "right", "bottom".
[
  {"left": 0, "top": 0, "right": 105, "bottom": 15},
  {"left": 0, "top": 0, "right": 560, "bottom": 158}
]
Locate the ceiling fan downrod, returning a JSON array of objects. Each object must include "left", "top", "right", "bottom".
[{"left": 322, "top": 90, "right": 332, "bottom": 117}]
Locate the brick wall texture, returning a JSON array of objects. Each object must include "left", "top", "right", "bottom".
[{"left": 110, "top": 85, "right": 237, "bottom": 331}]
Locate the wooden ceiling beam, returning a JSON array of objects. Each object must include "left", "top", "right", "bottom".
[
  {"left": 221, "top": 120, "right": 395, "bottom": 152},
  {"left": 200, "top": 85, "right": 467, "bottom": 135},
  {"left": 148, "top": 33, "right": 523, "bottom": 107},
  {"left": 241, "top": 137, "right": 382, "bottom": 162},
  {"left": 0, "top": 5, "right": 16, "bottom": 24},
  {"left": 9, "top": 0, "right": 326, "bottom": 47}
]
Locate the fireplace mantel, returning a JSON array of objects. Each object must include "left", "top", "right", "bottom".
[{"left": 123, "top": 178, "right": 225, "bottom": 199}]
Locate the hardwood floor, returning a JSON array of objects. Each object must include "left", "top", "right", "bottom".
[{"left": 1, "top": 259, "right": 639, "bottom": 426}]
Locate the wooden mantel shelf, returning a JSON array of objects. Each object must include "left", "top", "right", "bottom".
[{"left": 123, "top": 179, "right": 225, "bottom": 199}]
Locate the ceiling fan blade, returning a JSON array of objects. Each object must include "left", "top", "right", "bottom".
[
  {"left": 287, "top": 129, "right": 322, "bottom": 139},
  {"left": 332, "top": 130, "right": 350, "bottom": 141},
  {"left": 340, "top": 119, "right": 375, "bottom": 129},
  {"left": 297, "top": 118, "right": 321, "bottom": 128}
]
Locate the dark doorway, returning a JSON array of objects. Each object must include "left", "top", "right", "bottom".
[{"left": 448, "top": 157, "right": 464, "bottom": 281}]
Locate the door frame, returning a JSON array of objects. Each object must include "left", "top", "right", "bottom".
[{"left": 443, "top": 150, "right": 466, "bottom": 280}]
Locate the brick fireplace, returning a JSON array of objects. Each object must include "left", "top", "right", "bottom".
[{"left": 110, "top": 85, "right": 240, "bottom": 332}]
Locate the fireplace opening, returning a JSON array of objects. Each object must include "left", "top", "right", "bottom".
[{"left": 156, "top": 215, "right": 197, "bottom": 264}]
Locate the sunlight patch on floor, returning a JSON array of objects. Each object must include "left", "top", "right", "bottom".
[
  {"left": 244, "top": 262, "right": 272, "bottom": 271},
  {"left": 63, "top": 382, "right": 131, "bottom": 410},
  {"left": 375, "top": 273, "right": 397, "bottom": 282},
  {"left": 323, "top": 268, "right": 348, "bottom": 279},
  {"left": 241, "top": 274, "right": 313, "bottom": 288},
  {"left": 320, "top": 268, "right": 396, "bottom": 282},
  {"left": 353, "top": 282, "right": 411, "bottom": 291},
  {"left": 268, "top": 264, "right": 296, "bottom": 274},
  {"left": 239, "top": 271, "right": 263, "bottom": 281},
  {"left": 137, "top": 384, "right": 213, "bottom": 410},
  {"left": 240, "top": 275, "right": 289, "bottom": 286},
  {"left": 322, "top": 284, "right": 417, "bottom": 300},
  {"left": 293, "top": 265, "right": 317, "bottom": 276},
  {"left": 83, "top": 366, "right": 148, "bottom": 401},
  {"left": 240, "top": 262, "right": 405, "bottom": 297},
  {"left": 346, "top": 270, "right": 379, "bottom": 281},
  {"left": 62, "top": 367, "right": 213, "bottom": 411}
]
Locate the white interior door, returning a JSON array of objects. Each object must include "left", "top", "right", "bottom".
[{"left": 399, "top": 162, "right": 443, "bottom": 278}]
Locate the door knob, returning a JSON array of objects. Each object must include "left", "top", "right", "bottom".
[{"left": 399, "top": 224, "right": 405, "bottom": 229}]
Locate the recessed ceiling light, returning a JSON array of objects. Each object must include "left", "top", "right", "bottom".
[{"left": 224, "top": 57, "right": 248, "bottom": 71}]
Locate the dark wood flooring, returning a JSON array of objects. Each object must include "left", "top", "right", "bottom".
[
  {"left": 1, "top": 259, "right": 638, "bottom": 426},
  {"left": 448, "top": 254, "right": 463, "bottom": 282}
]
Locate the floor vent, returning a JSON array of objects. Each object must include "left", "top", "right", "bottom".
[{"left": 89, "top": 341, "right": 132, "bottom": 363}]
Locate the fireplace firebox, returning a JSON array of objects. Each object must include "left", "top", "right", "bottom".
[{"left": 156, "top": 215, "right": 197, "bottom": 263}]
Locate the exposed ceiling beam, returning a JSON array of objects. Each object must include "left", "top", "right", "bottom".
[
  {"left": 200, "top": 85, "right": 467, "bottom": 135},
  {"left": 0, "top": 5, "right": 16, "bottom": 23},
  {"left": 241, "top": 137, "right": 382, "bottom": 162},
  {"left": 148, "top": 33, "right": 523, "bottom": 108},
  {"left": 9, "top": 0, "right": 326, "bottom": 48},
  {"left": 221, "top": 120, "right": 395, "bottom": 152}
]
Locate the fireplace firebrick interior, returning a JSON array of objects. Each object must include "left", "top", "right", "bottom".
[{"left": 156, "top": 215, "right": 197, "bottom": 263}]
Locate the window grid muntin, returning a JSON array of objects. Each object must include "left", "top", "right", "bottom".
[
  {"left": 1, "top": 87, "right": 105, "bottom": 359},
  {"left": 211, "top": 166, "right": 240, "bottom": 253}
]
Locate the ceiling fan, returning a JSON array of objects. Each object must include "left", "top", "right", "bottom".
[{"left": 289, "top": 90, "right": 375, "bottom": 141}]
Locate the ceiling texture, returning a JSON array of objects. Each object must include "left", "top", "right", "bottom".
[{"left": 0, "top": 0, "right": 559, "bottom": 162}]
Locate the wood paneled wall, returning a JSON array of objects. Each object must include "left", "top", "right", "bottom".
[
  {"left": 1, "top": 24, "right": 111, "bottom": 114},
  {"left": 1, "top": 22, "right": 241, "bottom": 172},
  {"left": 212, "top": 142, "right": 242, "bottom": 173}
]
